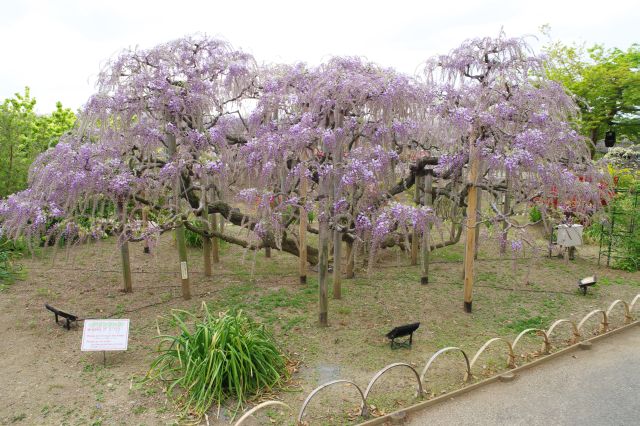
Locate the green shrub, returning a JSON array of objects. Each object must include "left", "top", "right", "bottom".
[
  {"left": 611, "top": 191, "right": 640, "bottom": 271},
  {"left": 0, "top": 245, "right": 24, "bottom": 287},
  {"left": 597, "top": 166, "right": 640, "bottom": 271},
  {"left": 184, "top": 223, "right": 229, "bottom": 255},
  {"left": 0, "top": 236, "right": 28, "bottom": 254},
  {"left": 528, "top": 205, "right": 542, "bottom": 222},
  {"left": 147, "top": 305, "right": 288, "bottom": 419}
]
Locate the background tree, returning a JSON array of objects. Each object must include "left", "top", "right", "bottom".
[
  {"left": 0, "top": 88, "right": 76, "bottom": 197},
  {"left": 544, "top": 40, "right": 640, "bottom": 153}
]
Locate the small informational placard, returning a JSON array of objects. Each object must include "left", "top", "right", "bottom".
[
  {"left": 557, "top": 224, "right": 584, "bottom": 247},
  {"left": 81, "top": 319, "right": 130, "bottom": 351},
  {"left": 180, "top": 261, "right": 188, "bottom": 279}
]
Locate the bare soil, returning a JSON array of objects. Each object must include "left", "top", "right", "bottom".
[{"left": 1, "top": 228, "right": 639, "bottom": 425}]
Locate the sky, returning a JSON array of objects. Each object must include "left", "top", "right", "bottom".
[{"left": 1, "top": 0, "right": 638, "bottom": 113}]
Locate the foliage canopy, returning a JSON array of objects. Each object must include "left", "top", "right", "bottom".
[
  {"left": 0, "top": 88, "right": 76, "bottom": 197},
  {"left": 544, "top": 40, "right": 640, "bottom": 148}
]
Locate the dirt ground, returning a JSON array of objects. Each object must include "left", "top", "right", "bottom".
[{"left": 1, "top": 226, "right": 639, "bottom": 425}]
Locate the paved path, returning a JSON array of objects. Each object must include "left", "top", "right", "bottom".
[{"left": 408, "top": 326, "right": 640, "bottom": 426}]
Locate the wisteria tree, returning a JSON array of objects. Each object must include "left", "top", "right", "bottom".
[
  {"left": 0, "top": 33, "right": 610, "bottom": 322},
  {"left": 0, "top": 37, "right": 261, "bottom": 297},
  {"left": 420, "top": 34, "right": 609, "bottom": 312},
  {"left": 241, "top": 57, "right": 436, "bottom": 325}
]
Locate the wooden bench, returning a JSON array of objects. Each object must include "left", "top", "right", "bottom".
[
  {"left": 45, "top": 304, "right": 78, "bottom": 330},
  {"left": 386, "top": 322, "right": 420, "bottom": 349}
]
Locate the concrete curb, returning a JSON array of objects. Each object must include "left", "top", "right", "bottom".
[{"left": 357, "top": 320, "right": 639, "bottom": 425}]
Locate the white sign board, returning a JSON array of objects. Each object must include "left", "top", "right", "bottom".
[
  {"left": 557, "top": 224, "right": 584, "bottom": 247},
  {"left": 81, "top": 319, "right": 130, "bottom": 351}
]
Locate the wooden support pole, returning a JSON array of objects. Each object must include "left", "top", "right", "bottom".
[
  {"left": 120, "top": 241, "right": 133, "bottom": 293},
  {"left": 461, "top": 227, "right": 467, "bottom": 280},
  {"left": 332, "top": 183, "right": 343, "bottom": 298},
  {"left": 299, "top": 172, "right": 308, "bottom": 284},
  {"left": 211, "top": 213, "right": 220, "bottom": 264},
  {"left": 345, "top": 240, "right": 355, "bottom": 279},
  {"left": 420, "top": 171, "right": 433, "bottom": 285},
  {"left": 331, "top": 110, "right": 343, "bottom": 300},
  {"left": 463, "top": 151, "right": 480, "bottom": 313},
  {"left": 141, "top": 207, "right": 150, "bottom": 254},
  {"left": 117, "top": 201, "right": 133, "bottom": 293},
  {"left": 411, "top": 175, "right": 422, "bottom": 266},
  {"left": 167, "top": 129, "right": 191, "bottom": 300},
  {"left": 450, "top": 180, "right": 459, "bottom": 241},
  {"left": 500, "top": 174, "right": 511, "bottom": 254},
  {"left": 474, "top": 188, "right": 482, "bottom": 260},
  {"left": 318, "top": 202, "right": 329, "bottom": 326},
  {"left": 203, "top": 234, "right": 212, "bottom": 276},
  {"left": 332, "top": 233, "right": 342, "bottom": 299},
  {"left": 175, "top": 225, "right": 191, "bottom": 300},
  {"left": 202, "top": 189, "right": 212, "bottom": 277}
]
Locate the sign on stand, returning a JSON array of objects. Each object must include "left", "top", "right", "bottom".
[{"left": 81, "top": 319, "right": 130, "bottom": 365}]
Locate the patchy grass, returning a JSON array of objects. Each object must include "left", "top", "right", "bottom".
[{"left": 600, "top": 276, "right": 640, "bottom": 287}]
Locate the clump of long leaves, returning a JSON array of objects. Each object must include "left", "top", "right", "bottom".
[{"left": 148, "top": 304, "right": 288, "bottom": 419}]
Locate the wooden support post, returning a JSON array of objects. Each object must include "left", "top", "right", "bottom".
[
  {"left": 474, "top": 188, "right": 482, "bottom": 260},
  {"left": 500, "top": 174, "right": 511, "bottom": 255},
  {"left": 410, "top": 230, "right": 419, "bottom": 266},
  {"left": 463, "top": 151, "right": 480, "bottom": 313},
  {"left": 331, "top": 110, "right": 343, "bottom": 300},
  {"left": 331, "top": 175, "right": 343, "bottom": 299},
  {"left": 411, "top": 175, "right": 422, "bottom": 266},
  {"left": 318, "top": 202, "right": 329, "bottom": 326},
  {"left": 117, "top": 201, "right": 133, "bottom": 293},
  {"left": 202, "top": 189, "right": 212, "bottom": 277},
  {"left": 345, "top": 240, "right": 355, "bottom": 279},
  {"left": 332, "top": 233, "right": 342, "bottom": 299},
  {"left": 211, "top": 213, "right": 220, "bottom": 264},
  {"left": 299, "top": 170, "right": 308, "bottom": 284},
  {"left": 420, "top": 171, "right": 433, "bottom": 285},
  {"left": 175, "top": 225, "right": 191, "bottom": 300},
  {"left": 450, "top": 180, "right": 459, "bottom": 241},
  {"left": 203, "top": 235, "right": 212, "bottom": 276},
  {"left": 167, "top": 129, "right": 191, "bottom": 300},
  {"left": 141, "top": 207, "right": 150, "bottom": 254},
  {"left": 120, "top": 241, "right": 133, "bottom": 293}
]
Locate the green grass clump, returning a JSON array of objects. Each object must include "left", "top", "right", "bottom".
[
  {"left": 501, "top": 315, "right": 550, "bottom": 334},
  {"left": 148, "top": 305, "right": 288, "bottom": 419},
  {"left": 184, "top": 224, "right": 204, "bottom": 248},
  {"left": 0, "top": 244, "right": 24, "bottom": 288}
]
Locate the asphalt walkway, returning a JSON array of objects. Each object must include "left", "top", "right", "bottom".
[{"left": 407, "top": 326, "right": 640, "bottom": 426}]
